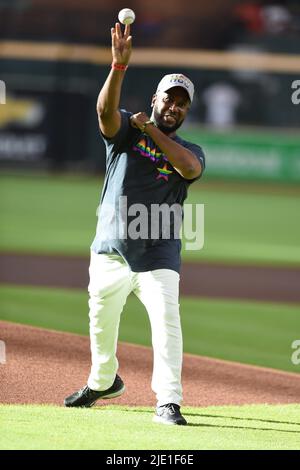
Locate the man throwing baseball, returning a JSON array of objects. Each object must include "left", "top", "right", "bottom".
[{"left": 64, "top": 23, "right": 205, "bottom": 425}]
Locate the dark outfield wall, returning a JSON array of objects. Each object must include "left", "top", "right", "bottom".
[{"left": 0, "top": 58, "right": 299, "bottom": 181}]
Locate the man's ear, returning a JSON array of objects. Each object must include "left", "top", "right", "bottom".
[{"left": 151, "top": 94, "right": 157, "bottom": 108}]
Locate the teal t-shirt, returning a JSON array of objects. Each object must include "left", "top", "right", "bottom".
[{"left": 91, "top": 110, "right": 205, "bottom": 273}]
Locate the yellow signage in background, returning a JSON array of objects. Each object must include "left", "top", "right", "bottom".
[{"left": 0, "top": 95, "right": 45, "bottom": 128}]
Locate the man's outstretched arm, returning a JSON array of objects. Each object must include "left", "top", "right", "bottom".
[{"left": 97, "top": 23, "right": 132, "bottom": 138}]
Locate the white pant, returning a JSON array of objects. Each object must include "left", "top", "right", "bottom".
[{"left": 87, "top": 251, "right": 183, "bottom": 407}]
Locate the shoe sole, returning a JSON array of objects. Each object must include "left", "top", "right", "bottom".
[
  {"left": 152, "top": 415, "right": 187, "bottom": 426},
  {"left": 89, "top": 385, "right": 126, "bottom": 407},
  {"left": 102, "top": 384, "right": 126, "bottom": 400}
]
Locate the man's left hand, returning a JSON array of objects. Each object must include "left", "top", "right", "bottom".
[{"left": 130, "top": 112, "right": 151, "bottom": 130}]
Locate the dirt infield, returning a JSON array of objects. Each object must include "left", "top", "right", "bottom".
[
  {"left": 1, "top": 321, "right": 300, "bottom": 407},
  {"left": 1, "top": 253, "right": 300, "bottom": 303}
]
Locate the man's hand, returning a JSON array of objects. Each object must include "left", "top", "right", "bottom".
[
  {"left": 111, "top": 23, "right": 132, "bottom": 66},
  {"left": 130, "top": 112, "right": 152, "bottom": 130}
]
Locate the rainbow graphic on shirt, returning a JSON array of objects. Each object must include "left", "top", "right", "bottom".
[
  {"left": 133, "top": 136, "right": 173, "bottom": 182},
  {"left": 133, "top": 137, "right": 167, "bottom": 162},
  {"left": 156, "top": 163, "right": 173, "bottom": 182}
]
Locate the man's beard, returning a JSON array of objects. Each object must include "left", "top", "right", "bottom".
[{"left": 153, "top": 108, "right": 183, "bottom": 134}]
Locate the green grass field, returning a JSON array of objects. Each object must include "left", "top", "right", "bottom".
[
  {"left": 1, "top": 285, "right": 300, "bottom": 372},
  {"left": 1, "top": 172, "right": 300, "bottom": 450},
  {"left": 1, "top": 404, "right": 300, "bottom": 450},
  {"left": 1, "top": 173, "right": 299, "bottom": 373},
  {"left": 1, "top": 173, "right": 300, "bottom": 265}
]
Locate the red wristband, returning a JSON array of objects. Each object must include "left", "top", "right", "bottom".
[{"left": 111, "top": 62, "right": 128, "bottom": 71}]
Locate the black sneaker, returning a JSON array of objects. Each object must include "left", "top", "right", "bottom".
[
  {"left": 153, "top": 403, "right": 187, "bottom": 425},
  {"left": 64, "top": 375, "right": 125, "bottom": 408}
]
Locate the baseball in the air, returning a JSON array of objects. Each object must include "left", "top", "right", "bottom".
[{"left": 118, "top": 8, "right": 135, "bottom": 25}]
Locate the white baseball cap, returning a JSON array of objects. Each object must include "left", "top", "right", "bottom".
[{"left": 156, "top": 73, "right": 194, "bottom": 103}]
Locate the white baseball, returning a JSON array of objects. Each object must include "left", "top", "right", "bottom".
[{"left": 118, "top": 8, "right": 135, "bottom": 25}]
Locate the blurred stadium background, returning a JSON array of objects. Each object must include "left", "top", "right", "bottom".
[{"left": 0, "top": 0, "right": 300, "bottom": 373}]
